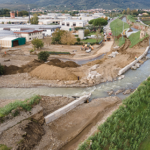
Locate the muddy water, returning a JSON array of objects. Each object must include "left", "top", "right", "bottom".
[{"left": 0, "top": 53, "right": 150, "bottom": 100}]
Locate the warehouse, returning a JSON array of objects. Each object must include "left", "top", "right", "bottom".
[{"left": 0, "top": 37, "right": 26, "bottom": 48}]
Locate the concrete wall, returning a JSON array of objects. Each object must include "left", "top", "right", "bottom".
[
  {"left": 45, "top": 94, "right": 91, "bottom": 124},
  {"left": 118, "top": 46, "right": 150, "bottom": 75}
]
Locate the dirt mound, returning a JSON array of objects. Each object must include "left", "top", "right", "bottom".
[
  {"left": 48, "top": 59, "right": 79, "bottom": 68},
  {"left": 4, "top": 59, "right": 43, "bottom": 75},
  {"left": 30, "top": 64, "right": 78, "bottom": 80}
]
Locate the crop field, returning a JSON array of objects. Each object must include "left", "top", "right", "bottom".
[
  {"left": 127, "top": 15, "right": 137, "bottom": 23},
  {"left": 110, "top": 18, "right": 130, "bottom": 36},
  {"left": 78, "top": 77, "right": 150, "bottom": 150}
]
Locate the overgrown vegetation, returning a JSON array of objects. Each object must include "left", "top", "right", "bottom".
[
  {"left": 128, "top": 31, "right": 149, "bottom": 48},
  {"left": 78, "top": 77, "right": 150, "bottom": 150},
  {"left": 0, "top": 144, "right": 11, "bottom": 150},
  {"left": 110, "top": 18, "right": 130, "bottom": 36},
  {"left": 38, "top": 51, "right": 50, "bottom": 61},
  {"left": 0, "top": 95, "right": 41, "bottom": 119},
  {"left": 0, "top": 63, "right": 4, "bottom": 75}
]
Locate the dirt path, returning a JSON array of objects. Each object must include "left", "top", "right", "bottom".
[{"left": 34, "top": 96, "right": 121, "bottom": 150}]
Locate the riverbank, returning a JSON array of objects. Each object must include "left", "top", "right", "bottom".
[{"left": 0, "top": 95, "right": 121, "bottom": 150}]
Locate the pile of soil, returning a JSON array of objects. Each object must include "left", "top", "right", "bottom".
[
  {"left": 30, "top": 64, "right": 78, "bottom": 80},
  {"left": 4, "top": 59, "right": 43, "bottom": 75},
  {"left": 3, "top": 59, "right": 79, "bottom": 75},
  {"left": 47, "top": 58, "right": 79, "bottom": 68}
]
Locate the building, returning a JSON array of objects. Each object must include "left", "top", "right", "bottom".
[
  {"left": 14, "top": 30, "right": 43, "bottom": 42},
  {"left": 0, "top": 24, "right": 61, "bottom": 36}
]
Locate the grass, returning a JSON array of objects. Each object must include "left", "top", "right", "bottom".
[
  {"left": 48, "top": 51, "right": 70, "bottom": 55},
  {"left": 128, "top": 31, "right": 149, "bottom": 48},
  {"left": 0, "top": 144, "right": 11, "bottom": 150},
  {"left": 87, "top": 32, "right": 96, "bottom": 36},
  {"left": 110, "top": 18, "right": 130, "bottom": 36},
  {"left": 115, "top": 37, "right": 126, "bottom": 47},
  {"left": 81, "top": 38, "right": 101, "bottom": 43},
  {"left": 0, "top": 95, "right": 41, "bottom": 118},
  {"left": 127, "top": 15, "right": 136, "bottom": 23},
  {"left": 139, "top": 134, "right": 150, "bottom": 150}
]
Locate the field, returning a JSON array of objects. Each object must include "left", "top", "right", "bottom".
[
  {"left": 78, "top": 77, "right": 150, "bottom": 150},
  {"left": 110, "top": 18, "right": 130, "bottom": 36},
  {"left": 140, "top": 17, "right": 150, "bottom": 25},
  {"left": 128, "top": 31, "right": 149, "bottom": 48},
  {"left": 139, "top": 134, "right": 150, "bottom": 150},
  {"left": 115, "top": 37, "right": 126, "bottom": 47},
  {"left": 127, "top": 15, "right": 137, "bottom": 23}
]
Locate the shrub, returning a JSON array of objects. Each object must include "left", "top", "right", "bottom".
[
  {"left": 0, "top": 63, "right": 4, "bottom": 75},
  {"left": 38, "top": 51, "right": 50, "bottom": 61},
  {"left": 77, "top": 38, "right": 81, "bottom": 42},
  {"left": 31, "top": 38, "right": 44, "bottom": 49},
  {"left": 84, "top": 29, "right": 90, "bottom": 36}
]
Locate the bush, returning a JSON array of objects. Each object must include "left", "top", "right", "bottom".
[
  {"left": 0, "top": 63, "right": 4, "bottom": 75},
  {"left": 84, "top": 29, "right": 90, "bottom": 36},
  {"left": 77, "top": 38, "right": 81, "bottom": 42},
  {"left": 38, "top": 51, "right": 50, "bottom": 61},
  {"left": 31, "top": 38, "right": 44, "bottom": 49}
]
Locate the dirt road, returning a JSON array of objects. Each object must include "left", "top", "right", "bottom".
[{"left": 34, "top": 96, "right": 121, "bottom": 150}]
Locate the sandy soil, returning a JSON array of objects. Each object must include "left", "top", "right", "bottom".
[{"left": 33, "top": 96, "right": 121, "bottom": 150}]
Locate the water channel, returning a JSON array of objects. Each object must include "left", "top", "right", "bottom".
[{"left": 0, "top": 52, "right": 150, "bottom": 100}]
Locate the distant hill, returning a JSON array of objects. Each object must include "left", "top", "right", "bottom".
[{"left": 0, "top": 0, "right": 150, "bottom": 10}]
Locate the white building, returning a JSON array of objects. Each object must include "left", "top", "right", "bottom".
[{"left": 13, "top": 30, "right": 43, "bottom": 42}]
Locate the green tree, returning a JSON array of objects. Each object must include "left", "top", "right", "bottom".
[
  {"left": 31, "top": 38, "right": 44, "bottom": 49},
  {"left": 93, "top": 18, "right": 107, "bottom": 26},
  {"left": 77, "top": 37, "right": 81, "bottom": 42},
  {"left": 51, "top": 29, "right": 66, "bottom": 44},
  {"left": 127, "top": 8, "right": 130, "bottom": 15},
  {"left": 30, "top": 14, "right": 39, "bottom": 24},
  {"left": 89, "top": 19, "right": 95, "bottom": 24},
  {"left": 84, "top": 29, "right": 90, "bottom": 36},
  {"left": 18, "top": 10, "right": 29, "bottom": 17},
  {"left": 8, "top": 21, "right": 11, "bottom": 24},
  {"left": 38, "top": 51, "right": 50, "bottom": 61}
]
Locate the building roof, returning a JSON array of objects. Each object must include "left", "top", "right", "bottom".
[
  {"left": 0, "top": 37, "right": 17, "bottom": 41},
  {"left": 13, "top": 29, "right": 43, "bottom": 34},
  {"left": 0, "top": 30, "right": 15, "bottom": 39}
]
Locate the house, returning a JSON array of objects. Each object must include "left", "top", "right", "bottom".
[{"left": 13, "top": 30, "right": 43, "bottom": 42}]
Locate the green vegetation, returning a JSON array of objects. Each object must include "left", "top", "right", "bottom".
[
  {"left": 128, "top": 31, "right": 149, "bottom": 48},
  {"left": 81, "top": 38, "right": 101, "bottom": 43},
  {"left": 127, "top": 15, "right": 136, "bottom": 23},
  {"left": 0, "top": 95, "right": 41, "bottom": 119},
  {"left": 31, "top": 38, "right": 44, "bottom": 49},
  {"left": 18, "top": 10, "right": 29, "bottom": 17},
  {"left": 88, "top": 32, "right": 96, "bottom": 36},
  {"left": 38, "top": 51, "right": 50, "bottom": 61},
  {"left": 48, "top": 51, "right": 70, "bottom": 55},
  {"left": 0, "top": 63, "right": 4, "bottom": 75},
  {"left": 110, "top": 18, "right": 130, "bottom": 36},
  {"left": 139, "top": 134, "right": 150, "bottom": 150},
  {"left": 78, "top": 77, "right": 150, "bottom": 150},
  {"left": 140, "top": 17, "right": 150, "bottom": 25},
  {"left": 0, "top": 144, "right": 11, "bottom": 150},
  {"left": 115, "top": 37, "right": 126, "bottom": 47},
  {"left": 0, "top": 9, "right": 10, "bottom": 17},
  {"left": 89, "top": 18, "right": 107, "bottom": 27},
  {"left": 84, "top": 29, "right": 90, "bottom": 36},
  {"left": 30, "top": 14, "right": 39, "bottom": 24}
]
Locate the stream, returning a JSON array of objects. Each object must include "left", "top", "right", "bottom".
[{"left": 0, "top": 52, "right": 150, "bottom": 100}]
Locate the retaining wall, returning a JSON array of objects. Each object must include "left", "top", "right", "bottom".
[
  {"left": 118, "top": 46, "right": 150, "bottom": 76},
  {"left": 45, "top": 94, "right": 91, "bottom": 124}
]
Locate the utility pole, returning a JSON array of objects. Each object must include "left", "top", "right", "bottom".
[
  {"left": 122, "top": 21, "right": 124, "bottom": 40},
  {"left": 28, "top": 5, "right": 30, "bottom": 23}
]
